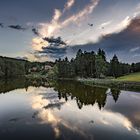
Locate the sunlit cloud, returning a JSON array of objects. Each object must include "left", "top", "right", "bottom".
[
  {"left": 63, "top": 0, "right": 75, "bottom": 12},
  {"left": 39, "top": 9, "right": 62, "bottom": 38},
  {"left": 62, "top": 0, "right": 99, "bottom": 26},
  {"left": 30, "top": 0, "right": 100, "bottom": 59},
  {"left": 99, "top": 20, "right": 112, "bottom": 29},
  {"left": 133, "top": 3, "right": 140, "bottom": 18},
  {"left": 31, "top": 37, "right": 49, "bottom": 51},
  {"left": 104, "top": 16, "right": 131, "bottom": 35},
  {"left": 39, "top": 0, "right": 99, "bottom": 37}
]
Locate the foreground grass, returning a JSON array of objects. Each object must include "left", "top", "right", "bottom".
[{"left": 116, "top": 72, "right": 140, "bottom": 82}]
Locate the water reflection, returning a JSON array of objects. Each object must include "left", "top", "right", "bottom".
[
  {"left": 53, "top": 80, "right": 121, "bottom": 109},
  {"left": 0, "top": 79, "right": 140, "bottom": 140},
  {"left": 0, "top": 78, "right": 52, "bottom": 94},
  {"left": 0, "top": 79, "right": 121, "bottom": 110}
]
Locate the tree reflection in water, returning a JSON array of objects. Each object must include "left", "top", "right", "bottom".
[
  {"left": 53, "top": 80, "right": 121, "bottom": 110},
  {"left": 1, "top": 78, "right": 140, "bottom": 140},
  {"left": 0, "top": 78, "right": 121, "bottom": 110}
]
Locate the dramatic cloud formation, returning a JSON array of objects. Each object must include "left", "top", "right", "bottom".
[
  {"left": 61, "top": 0, "right": 99, "bottom": 27},
  {"left": 31, "top": 0, "right": 100, "bottom": 60},
  {"left": 38, "top": 0, "right": 99, "bottom": 38},
  {"left": 33, "top": 16, "right": 140, "bottom": 62},
  {"left": 0, "top": 0, "right": 140, "bottom": 62},
  {"left": 70, "top": 17, "right": 140, "bottom": 63},
  {"left": 38, "top": 9, "right": 62, "bottom": 38}
]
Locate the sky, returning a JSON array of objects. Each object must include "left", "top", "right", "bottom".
[{"left": 0, "top": 0, "right": 140, "bottom": 63}]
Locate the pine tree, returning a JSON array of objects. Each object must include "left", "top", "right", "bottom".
[{"left": 110, "top": 55, "right": 120, "bottom": 78}]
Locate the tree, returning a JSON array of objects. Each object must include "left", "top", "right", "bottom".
[
  {"left": 95, "top": 55, "right": 107, "bottom": 78},
  {"left": 76, "top": 49, "right": 83, "bottom": 58},
  {"left": 97, "top": 48, "right": 106, "bottom": 61},
  {"left": 47, "top": 65, "right": 58, "bottom": 79},
  {"left": 110, "top": 55, "right": 120, "bottom": 78}
]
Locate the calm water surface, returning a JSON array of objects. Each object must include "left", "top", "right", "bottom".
[{"left": 0, "top": 79, "right": 140, "bottom": 140}]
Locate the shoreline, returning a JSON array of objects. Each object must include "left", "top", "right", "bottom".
[
  {"left": 77, "top": 78, "right": 140, "bottom": 92},
  {"left": 1, "top": 74, "right": 140, "bottom": 92},
  {"left": 25, "top": 73, "right": 140, "bottom": 91}
]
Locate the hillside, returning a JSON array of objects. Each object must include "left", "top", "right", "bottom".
[
  {"left": 0, "top": 56, "right": 29, "bottom": 77},
  {"left": 116, "top": 72, "right": 140, "bottom": 82}
]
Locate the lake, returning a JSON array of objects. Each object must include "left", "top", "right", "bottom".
[{"left": 0, "top": 79, "right": 140, "bottom": 140}]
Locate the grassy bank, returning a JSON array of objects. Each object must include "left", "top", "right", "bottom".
[
  {"left": 77, "top": 73, "right": 140, "bottom": 92},
  {"left": 25, "top": 72, "right": 140, "bottom": 91},
  {"left": 116, "top": 72, "right": 140, "bottom": 82}
]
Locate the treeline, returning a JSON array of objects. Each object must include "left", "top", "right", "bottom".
[
  {"left": 56, "top": 49, "right": 140, "bottom": 78},
  {"left": 0, "top": 56, "right": 54, "bottom": 78},
  {"left": 0, "top": 56, "right": 29, "bottom": 77},
  {"left": 0, "top": 78, "right": 53, "bottom": 94}
]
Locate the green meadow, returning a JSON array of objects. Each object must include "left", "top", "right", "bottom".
[{"left": 116, "top": 72, "right": 140, "bottom": 82}]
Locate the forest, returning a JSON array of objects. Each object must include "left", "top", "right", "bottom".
[
  {"left": 0, "top": 49, "right": 140, "bottom": 79},
  {"left": 0, "top": 56, "right": 28, "bottom": 77},
  {"left": 55, "top": 49, "right": 140, "bottom": 78},
  {"left": 0, "top": 56, "right": 53, "bottom": 78}
]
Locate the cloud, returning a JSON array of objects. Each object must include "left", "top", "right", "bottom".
[
  {"left": 62, "top": 0, "right": 100, "bottom": 26},
  {"left": 33, "top": 36, "right": 67, "bottom": 60},
  {"left": 116, "top": 16, "right": 131, "bottom": 31},
  {"left": 32, "top": 0, "right": 99, "bottom": 58},
  {"left": 104, "top": 16, "right": 131, "bottom": 35},
  {"left": 38, "top": 0, "right": 99, "bottom": 38},
  {"left": 70, "top": 17, "right": 140, "bottom": 63},
  {"left": 99, "top": 20, "right": 112, "bottom": 29},
  {"left": 15, "top": 56, "right": 28, "bottom": 60},
  {"left": 32, "top": 28, "right": 40, "bottom": 36},
  {"left": 39, "top": 47, "right": 67, "bottom": 59},
  {"left": 32, "top": 37, "right": 49, "bottom": 51},
  {"left": 43, "top": 36, "right": 67, "bottom": 46},
  {"left": 8, "top": 25, "right": 26, "bottom": 30},
  {"left": 133, "top": 2, "right": 140, "bottom": 17},
  {"left": 133, "top": 54, "right": 140, "bottom": 58},
  {"left": 39, "top": 9, "right": 62, "bottom": 37},
  {"left": 53, "top": 9, "right": 62, "bottom": 22},
  {"left": 63, "top": 0, "right": 75, "bottom": 12},
  {"left": 0, "top": 23, "right": 4, "bottom": 28},
  {"left": 130, "top": 47, "right": 140, "bottom": 52}
]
